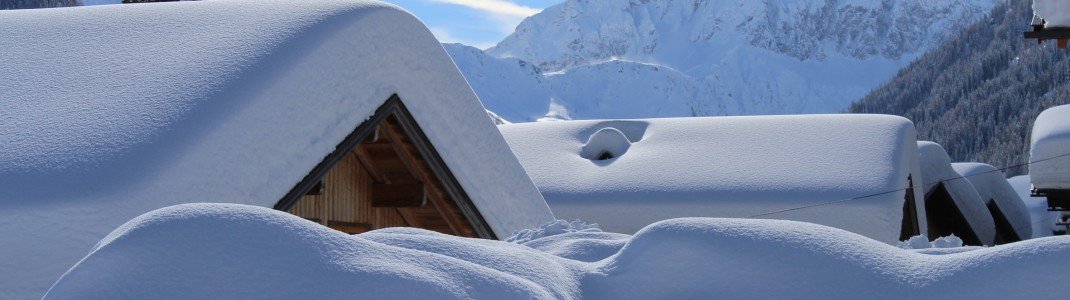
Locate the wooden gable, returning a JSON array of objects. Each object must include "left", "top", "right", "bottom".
[{"left": 274, "top": 95, "right": 496, "bottom": 239}]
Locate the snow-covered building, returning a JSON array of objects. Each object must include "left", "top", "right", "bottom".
[
  {"left": 1026, "top": 0, "right": 1070, "bottom": 48},
  {"left": 916, "top": 142, "right": 995, "bottom": 246},
  {"left": 1030, "top": 104, "right": 1070, "bottom": 211},
  {"left": 952, "top": 163, "right": 1032, "bottom": 244},
  {"left": 0, "top": 1, "right": 553, "bottom": 298},
  {"left": 499, "top": 115, "right": 927, "bottom": 244}
]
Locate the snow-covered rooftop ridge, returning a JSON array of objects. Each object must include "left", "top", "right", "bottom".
[
  {"left": 0, "top": 1, "right": 551, "bottom": 297},
  {"left": 47, "top": 203, "right": 1070, "bottom": 298},
  {"left": 499, "top": 115, "right": 926, "bottom": 243},
  {"left": 951, "top": 163, "right": 1033, "bottom": 240},
  {"left": 1030, "top": 104, "right": 1070, "bottom": 189},
  {"left": 916, "top": 141, "right": 995, "bottom": 245}
]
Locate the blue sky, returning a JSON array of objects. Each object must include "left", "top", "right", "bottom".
[{"left": 383, "top": 0, "right": 561, "bottom": 49}]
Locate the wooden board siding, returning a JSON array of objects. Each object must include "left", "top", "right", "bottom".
[
  {"left": 288, "top": 151, "right": 408, "bottom": 233},
  {"left": 285, "top": 112, "right": 480, "bottom": 237}
]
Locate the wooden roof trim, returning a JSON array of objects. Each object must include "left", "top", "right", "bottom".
[
  {"left": 378, "top": 119, "right": 464, "bottom": 235},
  {"left": 390, "top": 100, "right": 496, "bottom": 239},
  {"left": 274, "top": 94, "right": 497, "bottom": 239}
]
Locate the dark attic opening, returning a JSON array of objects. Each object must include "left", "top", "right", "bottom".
[
  {"left": 987, "top": 200, "right": 1022, "bottom": 245},
  {"left": 274, "top": 95, "right": 495, "bottom": 239},
  {"left": 899, "top": 175, "right": 921, "bottom": 241},
  {"left": 923, "top": 183, "right": 983, "bottom": 246}
]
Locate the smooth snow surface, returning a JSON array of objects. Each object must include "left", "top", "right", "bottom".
[
  {"left": 48, "top": 204, "right": 1070, "bottom": 299},
  {"left": 1034, "top": 0, "right": 1070, "bottom": 27},
  {"left": 1009, "top": 175, "right": 1060, "bottom": 238},
  {"left": 952, "top": 163, "right": 1033, "bottom": 240},
  {"left": 916, "top": 142, "right": 995, "bottom": 245},
  {"left": 500, "top": 115, "right": 927, "bottom": 244},
  {"left": 0, "top": 1, "right": 552, "bottom": 298},
  {"left": 1030, "top": 104, "right": 1070, "bottom": 189}
]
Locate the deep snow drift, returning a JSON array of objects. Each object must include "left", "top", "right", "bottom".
[
  {"left": 0, "top": 1, "right": 552, "bottom": 297},
  {"left": 48, "top": 204, "right": 1070, "bottom": 299},
  {"left": 499, "top": 115, "right": 926, "bottom": 244}
]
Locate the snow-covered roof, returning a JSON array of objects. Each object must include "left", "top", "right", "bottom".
[
  {"left": 0, "top": 1, "right": 552, "bottom": 298},
  {"left": 1030, "top": 104, "right": 1070, "bottom": 190},
  {"left": 499, "top": 115, "right": 927, "bottom": 244},
  {"left": 951, "top": 163, "right": 1033, "bottom": 240},
  {"left": 1008, "top": 175, "right": 1060, "bottom": 238},
  {"left": 46, "top": 203, "right": 1070, "bottom": 298},
  {"left": 1034, "top": 0, "right": 1070, "bottom": 28},
  {"left": 916, "top": 142, "right": 995, "bottom": 245}
]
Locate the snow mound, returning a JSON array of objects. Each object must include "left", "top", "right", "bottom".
[
  {"left": 897, "top": 234, "right": 964, "bottom": 249},
  {"left": 1030, "top": 104, "right": 1070, "bottom": 189},
  {"left": 49, "top": 204, "right": 1070, "bottom": 298},
  {"left": 580, "top": 127, "right": 632, "bottom": 161},
  {"left": 47, "top": 204, "right": 583, "bottom": 299}
]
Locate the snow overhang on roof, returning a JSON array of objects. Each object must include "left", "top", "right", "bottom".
[
  {"left": 499, "top": 114, "right": 926, "bottom": 244},
  {"left": 916, "top": 141, "right": 996, "bottom": 245},
  {"left": 1030, "top": 104, "right": 1070, "bottom": 190},
  {"left": 0, "top": 1, "right": 552, "bottom": 298},
  {"left": 951, "top": 163, "right": 1033, "bottom": 241}
]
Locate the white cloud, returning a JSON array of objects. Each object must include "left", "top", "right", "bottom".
[
  {"left": 430, "top": 27, "right": 497, "bottom": 49},
  {"left": 428, "top": 0, "right": 541, "bottom": 19},
  {"left": 427, "top": 0, "right": 541, "bottom": 34}
]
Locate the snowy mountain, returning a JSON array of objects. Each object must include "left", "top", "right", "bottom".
[{"left": 450, "top": 0, "right": 996, "bottom": 122}]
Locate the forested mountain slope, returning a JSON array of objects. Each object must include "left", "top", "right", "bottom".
[
  {"left": 0, "top": 0, "right": 76, "bottom": 9},
  {"left": 850, "top": 0, "right": 1070, "bottom": 176}
]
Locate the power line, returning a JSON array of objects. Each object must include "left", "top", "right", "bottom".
[{"left": 746, "top": 152, "right": 1070, "bottom": 219}]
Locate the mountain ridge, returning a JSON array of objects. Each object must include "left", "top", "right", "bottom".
[{"left": 453, "top": 0, "right": 996, "bottom": 122}]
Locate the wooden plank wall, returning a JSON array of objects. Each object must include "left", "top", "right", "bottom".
[
  {"left": 288, "top": 151, "right": 408, "bottom": 232},
  {"left": 285, "top": 115, "right": 482, "bottom": 238}
]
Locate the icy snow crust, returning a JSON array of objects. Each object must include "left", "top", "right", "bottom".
[
  {"left": 500, "top": 115, "right": 926, "bottom": 244},
  {"left": 48, "top": 204, "right": 1070, "bottom": 299},
  {"left": 1030, "top": 104, "right": 1070, "bottom": 189},
  {"left": 916, "top": 142, "right": 996, "bottom": 245},
  {"left": 952, "top": 163, "right": 1033, "bottom": 240},
  {"left": 0, "top": 1, "right": 552, "bottom": 297}
]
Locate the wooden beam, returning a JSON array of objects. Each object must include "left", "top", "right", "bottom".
[
  {"left": 353, "top": 146, "right": 388, "bottom": 184},
  {"left": 378, "top": 118, "right": 465, "bottom": 235},
  {"left": 372, "top": 182, "right": 426, "bottom": 207}
]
